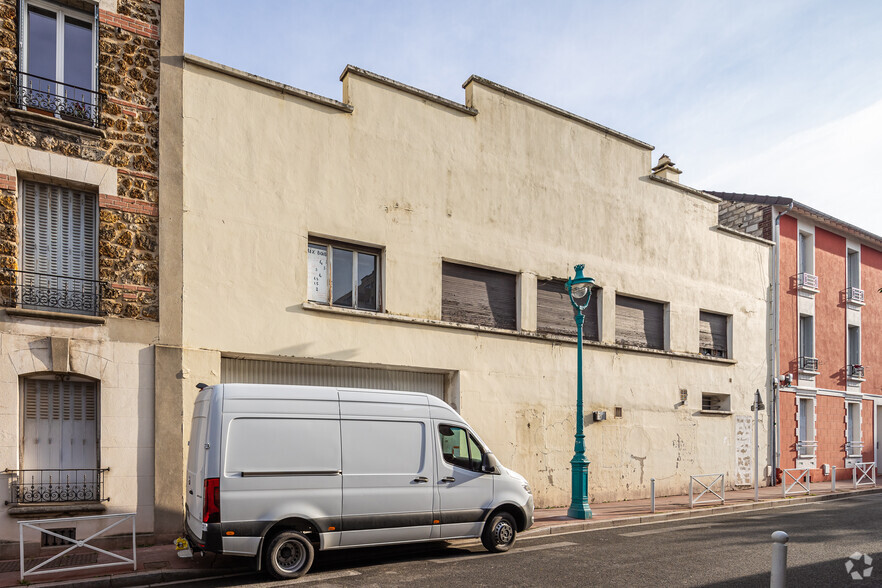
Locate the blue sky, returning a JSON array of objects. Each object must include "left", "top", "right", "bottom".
[{"left": 185, "top": 1, "right": 882, "bottom": 236}]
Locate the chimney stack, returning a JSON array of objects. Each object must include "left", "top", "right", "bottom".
[{"left": 651, "top": 154, "right": 682, "bottom": 183}]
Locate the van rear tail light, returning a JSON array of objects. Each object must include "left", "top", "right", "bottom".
[{"left": 203, "top": 478, "right": 220, "bottom": 523}]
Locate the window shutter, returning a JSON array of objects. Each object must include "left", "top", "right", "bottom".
[
  {"left": 615, "top": 295, "right": 664, "bottom": 349},
  {"left": 537, "top": 279, "right": 599, "bottom": 341},
  {"left": 22, "top": 378, "right": 97, "bottom": 472},
  {"left": 442, "top": 262, "right": 516, "bottom": 330},
  {"left": 699, "top": 312, "right": 728, "bottom": 357}
]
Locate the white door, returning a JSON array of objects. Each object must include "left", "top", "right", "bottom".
[{"left": 435, "top": 423, "right": 494, "bottom": 539}]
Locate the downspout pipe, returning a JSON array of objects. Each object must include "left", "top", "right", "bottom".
[{"left": 771, "top": 200, "right": 794, "bottom": 485}]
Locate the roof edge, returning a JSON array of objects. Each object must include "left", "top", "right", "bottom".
[{"left": 341, "top": 65, "right": 478, "bottom": 116}]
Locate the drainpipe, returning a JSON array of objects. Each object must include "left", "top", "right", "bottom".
[{"left": 771, "top": 201, "right": 794, "bottom": 485}]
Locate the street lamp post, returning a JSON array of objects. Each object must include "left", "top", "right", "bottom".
[
  {"left": 565, "top": 264, "right": 596, "bottom": 519},
  {"left": 752, "top": 389, "right": 765, "bottom": 502}
]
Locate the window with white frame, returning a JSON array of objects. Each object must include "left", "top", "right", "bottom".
[
  {"left": 798, "top": 315, "right": 817, "bottom": 372},
  {"left": 797, "top": 397, "right": 816, "bottom": 457},
  {"left": 15, "top": 376, "right": 101, "bottom": 504},
  {"left": 307, "top": 239, "right": 380, "bottom": 311},
  {"left": 798, "top": 232, "right": 818, "bottom": 290},
  {"left": 848, "top": 325, "right": 862, "bottom": 379},
  {"left": 19, "top": 0, "right": 98, "bottom": 125},
  {"left": 17, "top": 179, "right": 99, "bottom": 315},
  {"left": 846, "top": 401, "right": 862, "bottom": 456},
  {"left": 847, "top": 249, "right": 864, "bottom": 304}
]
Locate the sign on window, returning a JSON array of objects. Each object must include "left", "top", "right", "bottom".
[{"left": 308, "top": 244, "right": 329, "bottom": 303}]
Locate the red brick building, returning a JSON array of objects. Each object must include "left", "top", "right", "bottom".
[{"left": 714, "top": 193, "right": 882, "bottom": 483}]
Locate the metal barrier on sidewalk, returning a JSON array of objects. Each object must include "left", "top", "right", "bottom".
[
  {"left": 853, "top": 462, "right": 876, "bottom": 488},
  {"left": 689, "top": 473, "right": 724, "bottom": 508},
  {"left": 18, "top": 512, "right": 136, "bottom": 581},
  {"left": 782, "top": 468, "right": 810, "bottom": 496}
]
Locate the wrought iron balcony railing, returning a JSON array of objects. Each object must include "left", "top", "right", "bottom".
[
  {"left": 1, "top": 269, "right": 106, "bottom": 316},
  {"left": 798, "top": 272, "right": 819, "bottom": 290},
  {"left": 799, "top": 356, "right": 819, "bottom": 372},
  {"left": 4, "top": 468, "right": 109, "bottom": 505},
  {"left": 846, "top": 442, "right": 864, "bottom": 457},
  {"left": 847, "top": 287, "right": 865, "bottom": 304},
  {"left": 9, "top": 69, "right": 102, "bottom": 127},
  {"left": 796, "top": 440, "right": 817, "bottom": 457},
  {"left": 849, "top": 364, "right": 865, "bottom": 379}
]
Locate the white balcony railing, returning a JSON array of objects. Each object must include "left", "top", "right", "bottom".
[
  {"left": 846, "top": 441, "right": 864, "bottom": 457},
  {"left": 849, "top": 364, "right": 865, "bottom": 380},
  {"left": 798, "top": 272, "right": 819, "bottom": 291},
  {"left": 847, "top": 287, "right": 865, "bottom": 304},
  {"left": 799, "top": 356, "right": 819, "bottom": 373},
  {"left": 797, "top": 440, "right": 818, "bottom": 457}
]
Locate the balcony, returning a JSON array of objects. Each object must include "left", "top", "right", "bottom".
[
  {"left": 797, "top": 440, "right": 817, "bottom": 458},
  {"left": 797, "top": 272, "right": 819, "bottom": 293},
  {"left": 9, "top": 69, "right": 102, "bottom": 128},
  {"left": 4, "top": 468, "right": 109, "bottom": 505},
  {"left": 848, "top": 364, "right": 866, "bottom": 381},
  {"left": 846, "top": 441, "right": 864, "bottom": 457},
  {"left": 847, "top": 287, "right": 865, "bottom": 305},
  {"left": 799, "top": 356, "right": 819, "bottom": 374},
  {"left": 1, "top": 269, "right": 106, "bottom": 316}
]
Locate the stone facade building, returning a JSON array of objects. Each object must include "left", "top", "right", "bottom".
[
  {"left": 715, "top": 192, "right": 882, "bottom": 484},
  {"left": 0, "top": 0, "right": 166, "bottom": 555}
]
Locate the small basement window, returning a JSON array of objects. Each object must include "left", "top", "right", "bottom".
[{"left": 701, "top": 393, "right": 731, "bottom": 413}]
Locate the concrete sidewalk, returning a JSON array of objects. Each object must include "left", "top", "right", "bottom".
[{"left": 2, "top": 479, "right": 879, "bottom": 588}]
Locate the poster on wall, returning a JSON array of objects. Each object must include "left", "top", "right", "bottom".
[{"left": 307, "top": 244, "right": 329, "bottom": 303}]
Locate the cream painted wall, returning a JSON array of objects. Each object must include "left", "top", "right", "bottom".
[
  {"left": 178, "top": 62, "right": 771, "bottom": 507},
  {"left": 0, "top": 321, "right": 155, "bottom": 542}
]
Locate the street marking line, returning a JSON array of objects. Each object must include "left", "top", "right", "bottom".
[
  {"left": 620, "top": 523, "right": 719, "bottom": 537},
  {"left": 152, "top": 569, "right": 360, "bottom": 587},
  {"left": 426, "top": 541, "right": 575, "bottom": 564}
]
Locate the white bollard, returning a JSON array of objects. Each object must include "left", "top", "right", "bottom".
[
  {"left": 831, "top": 466, "right": 836, "bottom": 492},
  {"left": 770, "top": 531, "right": 789, "bottom": 588},
  {"left": 854, "top": 466, "right": 858, "bottom": 489},
  {"left": 651, "top": 478, "right": 656, "bottom": 513}
]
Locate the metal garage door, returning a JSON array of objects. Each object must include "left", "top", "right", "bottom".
[{"left": 221, "top": 358, "right": 445, "bottom": 399}]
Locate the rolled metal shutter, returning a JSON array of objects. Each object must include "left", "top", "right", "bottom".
[
  {"left": 536, "top": 279, "right": 600, "bottom": 341},
  {"left": 441, "top": 262, "right": 516, "bottom": 330},
  {"left": 615, "top": 295, "right": 664, "bottom": 350},
  {"left": 699, "top": 311, "right": 728, "bottom": 357}
]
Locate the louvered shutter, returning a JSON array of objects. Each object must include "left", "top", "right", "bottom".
[
  {"left": 20, "top": 180, "right": 97, "bottom": 312},
  {"left": 441, "top": 262, "right": 516, "bottom": 330},
  {"left": 699, "top": 312, "right": 728, "bottom": 357},
  {"left": 615, "top": 295, "right": 665, "bottom": 349},
  {"left": 22, "top": 379, "right": 97, "bottom": 474},
  {"left": 536, "top": 279, "right": 600, "bottom": 341}
]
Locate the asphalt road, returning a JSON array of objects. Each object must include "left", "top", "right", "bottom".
[{"left": 167, "top": 494, "right": 882, "bottom": 587}]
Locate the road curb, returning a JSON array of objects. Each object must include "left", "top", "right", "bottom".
[
  {"left": 523, "top": 485, "right": 882, "bottom": 538},
  {"left": 23, "top": 566, "right": 253, "bottom": 588}
]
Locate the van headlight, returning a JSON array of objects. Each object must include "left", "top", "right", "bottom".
[{"left": 522, "top": 483, "right": 532, "bottom": 495}]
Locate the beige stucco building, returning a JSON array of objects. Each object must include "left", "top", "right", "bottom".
[{"left": 152, "top": 51, "right": 774, "bottom": 534}]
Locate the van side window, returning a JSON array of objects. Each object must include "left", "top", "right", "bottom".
[{"left": 439, "top": 425, "right": 483, "bottom": 472}]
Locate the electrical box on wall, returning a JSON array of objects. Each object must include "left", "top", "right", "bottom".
[{"left": 593, "top": 411, "right": 607, "bottom": 422}]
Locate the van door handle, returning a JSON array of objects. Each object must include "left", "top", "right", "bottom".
[
  {"left": 413, "top": 476, "right": 429, "bottom": 483},
  {"left": 441, "top": 477, "right": 455, "bottom": 483}
]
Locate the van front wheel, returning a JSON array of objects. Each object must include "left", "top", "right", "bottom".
[
  {"left": 265, "top": 531, "right": 315, "bottom": 579},
  {"left": 481, "top": 511, "right": 517, "bottom": 553}
]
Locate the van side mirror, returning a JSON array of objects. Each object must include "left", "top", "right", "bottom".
[{"left": 481, "top": 452, "right": 500, "bottom": 474}]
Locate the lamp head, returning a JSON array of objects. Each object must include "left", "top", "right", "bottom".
[{"left": 566, "top": 264, "right": 595, "bottom": 308}]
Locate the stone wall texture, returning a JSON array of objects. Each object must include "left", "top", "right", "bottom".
[
  {"left": 0, "top": 0, "right": 159, "bottom": 320},
  {"left": 718, "top": 201, "right": 772, "bottom": 241}
]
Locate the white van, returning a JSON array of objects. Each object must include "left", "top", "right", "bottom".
[{"left": 179, "top": 383, "right": 534, "bottom": 579}]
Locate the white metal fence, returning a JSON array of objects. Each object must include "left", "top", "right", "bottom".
[
  {"left": 18, "top": 512, "right": 136, "bottom": 581},
  {"left": 853, "top": 462, "right": 876, "bottom": 488},
  {"left": 689, "top": 473, "right": 725, "bottom": 507},
  {"left": 782, "top": 468, "right": 810, "bottom": 496}
]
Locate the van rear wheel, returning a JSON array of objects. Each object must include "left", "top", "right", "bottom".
[
  {"left": 481, "top": 511, "right": 517, "bottom": 552},
  {"left": 265, "top": 530, "right": 314, "bottom": 579}
]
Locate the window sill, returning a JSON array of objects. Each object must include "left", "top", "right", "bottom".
[
  {"left": 846, "top": 299, "right": 865, "bottom": 308},
  {"left": 6, "top": 107, "right": 106, "bottom": 139},
  {"left": 797, "top": 285, "right": 819, "bottom": 295},
  {"left": 4, "top": 308, "right": 106, "bottom": 324},
  {"left": 798, "top": 369, "right": 820, "bottom": 377},
  {"left": 6, "top": 502, "right": 106, "bottom": 517},
  {"left": 301, "top": 302, "right": 738, "bottom": 365},
  {"left": 699, "top": 410, "right": 733, "bottom": 416},
  {"left": 847, "top": 377, "right": 866, "bottom": 384}
]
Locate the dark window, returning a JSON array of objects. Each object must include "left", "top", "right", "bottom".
[
  {"left": 441, "top": 262, "right": 516, "bottom": 329},
  {"left": 308, "top": 240, "right": 380, "bottom": 311},
  {"left": 439, "top": 424, "right": 483, "bottom": 472},
  {"left": 615, "top": 295, "right": 665, "bottom": 350},
  {"left": 20, "top": 1, "right": 98, "bottom": 125},
  {"left": 699, "top": 311, "right": 729, "bottom": 358},
  {"left": 536, "top": 279, "right": 600, "bottom": 341}
]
